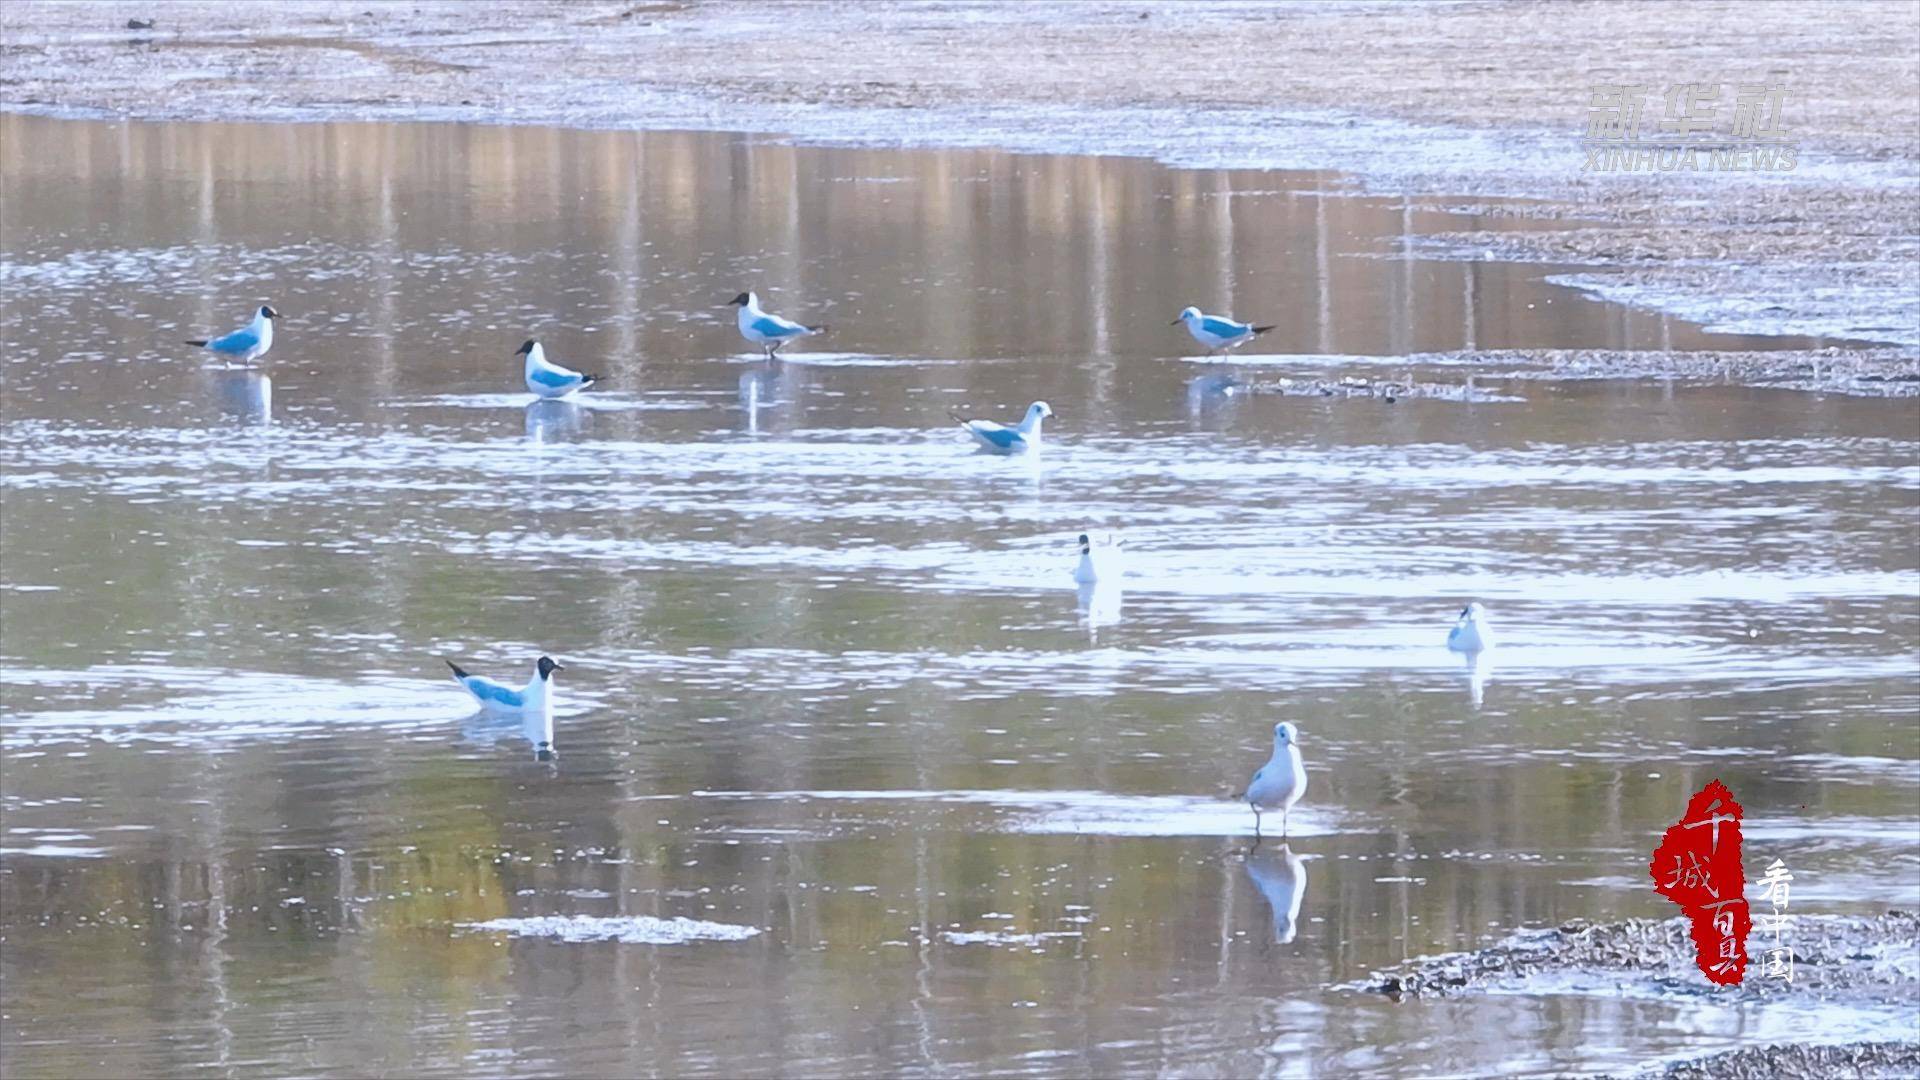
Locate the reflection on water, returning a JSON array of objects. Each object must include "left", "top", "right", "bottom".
[
  {"left": 459, "top": 707, "right": 558, "bottom": 761},
  {"left": 524, "top": 397, "right": 585, "bottom": 443},
  {"left": 1076, "top": 579, "right": 1125, "bottom": 640},
  {"left": 1463, "top": 648, "right": 1494, "bottom": 710},
  {"left": 208, "top": 369, "right": 271, "bottom": 425},
  {"left": 738, "top": 368, "right": 778, "bottom": 435},
  {"left": 1185, "top": 371, "right": 1243, "bottom": 421},
  {"left": 1, "top": 114, "right": 1916, "bottom": 1076},
  {"left": 1246, "top": 843, "right": 1308, "bottom": 946}
]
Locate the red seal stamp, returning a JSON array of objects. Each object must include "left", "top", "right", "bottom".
[{"left": 1650, "top": 779, "right": 1749, "bottom": 985}]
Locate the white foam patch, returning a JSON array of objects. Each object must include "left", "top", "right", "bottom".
[
  {"left": 0, "top": 665, "right": 555, "bottom": 747},
  {"left": 942, "top": 930, "right": 1081, "bottom": 947},
  {"left": 722, "top": 351, "right": 994, "bottom": 367},
  {"left": 1174, "top": 352, "right": 1486, "bottom": 368},
  {"left": 395, "top": 394, "right": 705, "bottom": 411},
  {"left": 692, "top": 789, "right": 1312, "bottom": 838},
  {"left": 461, "top": 915, "right": 763, "bottom": 945},
  {"left": 1000, "top": 792, "right": 1303, "bottom": 837},
  {"left": 0, "top": 845, "right": 108, "bottom": 859}
]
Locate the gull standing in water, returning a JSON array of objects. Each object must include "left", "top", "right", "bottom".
[
  {"left": 1172, "top": 306, "right": 1274, "bottom": 356},
  {"left": 1072, "top": 532, "right": 1126, "bottom": 639},
  {"left": 1244, "top": 721, "right": 1308, "bottom": 843},
  {"left": 1072, "top": 532, "right": 1124, "bottom": 584},
  {"left": 1447, "top": 602, "right": 1495, "bottom": 653},
  {"left": 728, "top": 291, "right": 826, "bottom": 359},
  {"left": 186, "top": 305, "right": 278, "bottom": 366},
  {"left": 950, "top": 401, "right": 1053, "bottom": 454},
  {"left": 517, "top": 340, "right": 601, "bottom": 399},
  {"left": 446, "top": 656, "right": 564, "bottom": 759}
]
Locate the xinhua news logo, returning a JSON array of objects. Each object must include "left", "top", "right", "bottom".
[{"left": 1583, "top": 83, "right": 1797, "bottom": 173}]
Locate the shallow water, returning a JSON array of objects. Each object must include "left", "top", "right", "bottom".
[{"left": 2, "top": 115, "right": 1916, "bottom": 1076}]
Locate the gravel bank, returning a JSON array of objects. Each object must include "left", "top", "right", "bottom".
[
  {"left": 1356, "top": 911, "right": 1919, "bottom": 1007},
  {"left": 1643, "top": 1041, "right": 1920, "bottom": 1080},
  {"left": 1356, "top": 913, "right": 1920, "bottom": 1072}
]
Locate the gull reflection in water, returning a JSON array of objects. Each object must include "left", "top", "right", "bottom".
[
  {"left": 739, "top": 369, "right": 772, "bottom": 434},
  {"left": 525, "top": 398, "right": 586, "bottom": 443},
  {"left": 460, "top": 707, "right": 558, "bottom": 761},
  {"left": 1076, "top": 579, "right": 1124, "bottom": 641},
  {"left": 739, "top": 366, "right": 798, "bottom": 434},
  {"left": 1186, "top": 372, "right": 1242, "bottom": 421},
  {"left": 211, "top": 369, "right": 272, "bottom": 425},
  {"left": 1461, "top": 649, "right": 1493, "bottom": 710},
  {"left": 1245, "top": 842, "right": 1308, "bottom": 945}
]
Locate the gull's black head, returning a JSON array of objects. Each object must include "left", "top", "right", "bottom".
[
  {"left": 537, "top": 655, "right": 565, "bottom": 680},
  {"left": 1078, "top": 533, "right": 1091, "bottom": 552},
  {"left": 260, "top": 305, "right": 279, "bottom": 320},
  {"left": 516, "top": 339, "right": 538, "bottom": 356},
  {"left": 727, "top": 292, "right": 751, "bottom": 307}
]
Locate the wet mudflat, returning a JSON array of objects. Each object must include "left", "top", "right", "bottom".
[{"left": 1, "top": 116, "right": 1916, "bottom": 1076}]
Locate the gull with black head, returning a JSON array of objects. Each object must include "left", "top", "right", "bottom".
[
  {"left": 1072, "top": 531, "right": 1124, "bottom": 584},
  {"left": 446, "top": 655, "right": 566, "bottom": 760},
  {"left": 1447, "top": 601, "right": 1494, "bottom": 653},
  {"left": 186, "top": 305, "right": 279, "bottom": 366},
  {"left": 517, "top": 340, "right": 601, "bottom": 399},
  {"left": 728, "top": 291, "right": 826, "bottom": 359}
]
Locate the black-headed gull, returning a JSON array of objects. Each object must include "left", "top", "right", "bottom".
[
  {"left": 1447, "top": 601, "right": 1494, "bottom": 653},
  {"left": 728, "top": 291, "right": 826, "bottom": 359},
  {"left": 1244, "top": 721, "right": 1308, "bottom": 841},
  {"left": 1172, "top": 306, "right": 1274, "bottom": 355},
  {"left": 517, "top": 340, "right": 600, "bottom": 399},
  {"left": 447, "top": 656, "right": 564, "bottom": 759},
  {"left": 950, "top": 401, "right": 1053, "bottom": 454},
  {"left": 186, "top": 305, "right": 278, "bottom": 365},
  {"left": 1072, "top": 532, "right": 1123, "bottom": 584}
]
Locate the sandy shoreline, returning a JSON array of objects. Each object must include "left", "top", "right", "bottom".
[{"left": 2, "top": 0, "right": 1917, "bottom": 358}]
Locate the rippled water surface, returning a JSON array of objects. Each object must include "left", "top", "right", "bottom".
[{"left": 2, "top": 115, "right": 1917, "bottom": 1076}]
